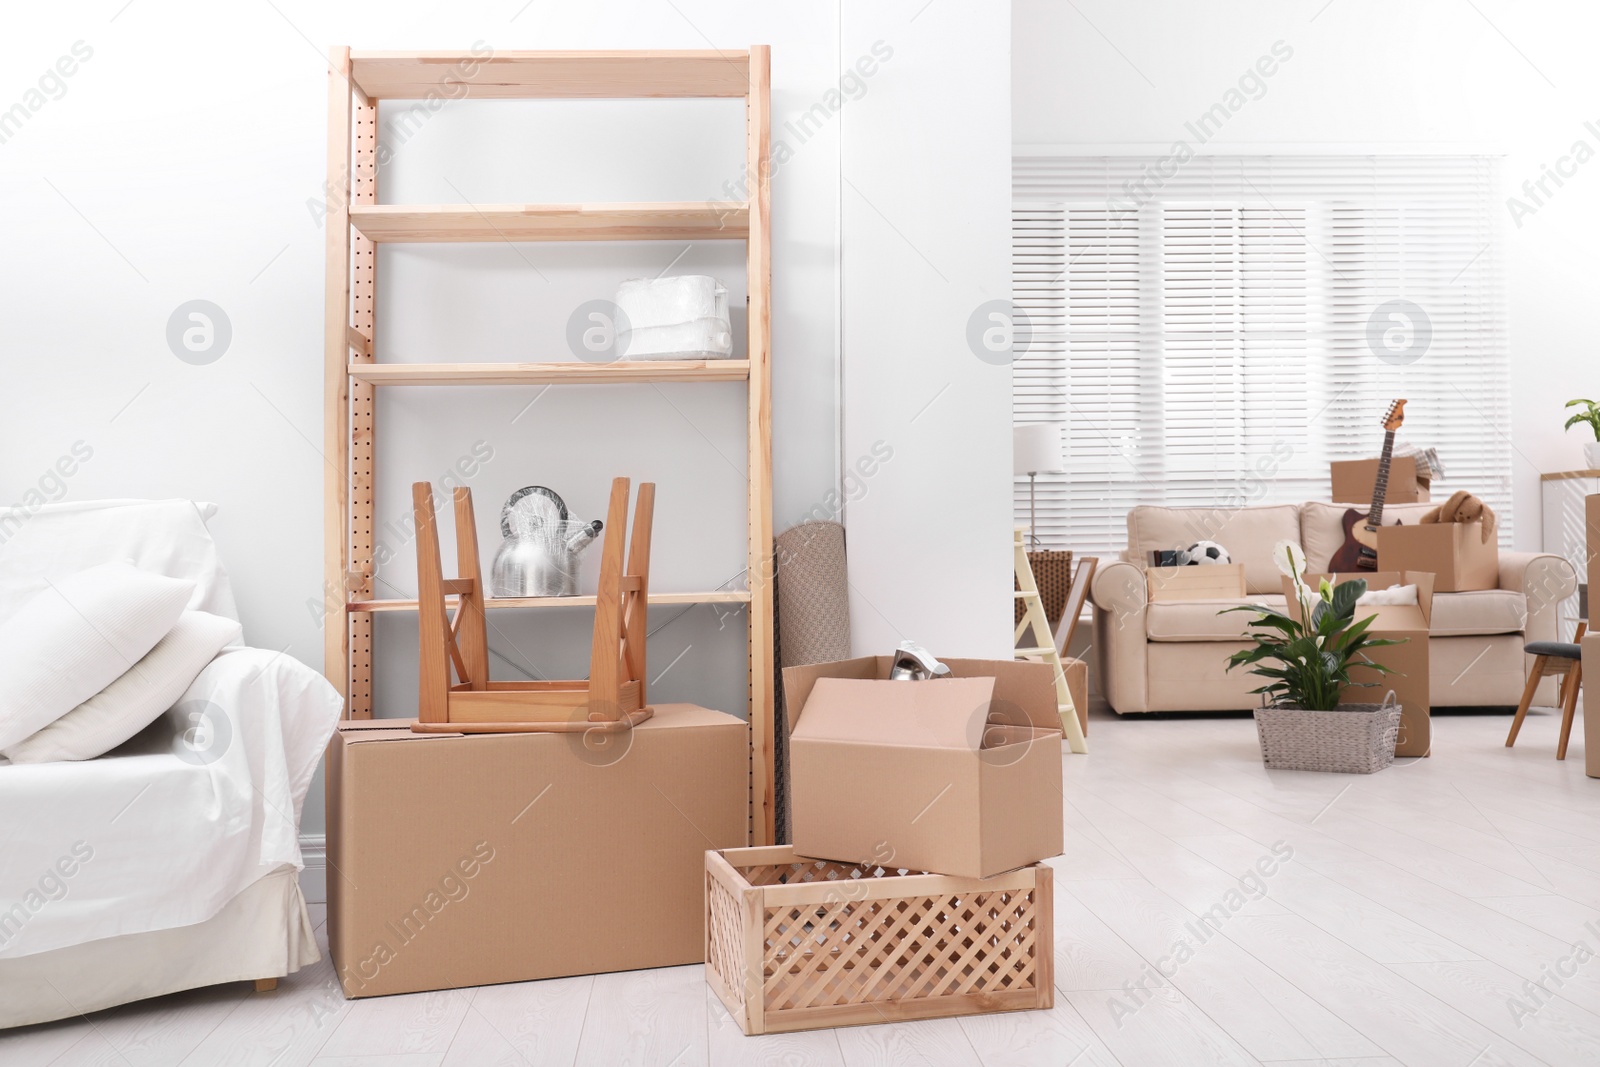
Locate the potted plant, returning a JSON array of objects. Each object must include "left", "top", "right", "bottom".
[
  {"left": 1563, "top": 399, "right": 1600, "bottom": 470},
  {"left": 1220, "top": 541, "right": 1406, "bottom": 773}
]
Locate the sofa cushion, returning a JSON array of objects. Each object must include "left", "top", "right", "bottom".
[
  {"left": 1298, "top": 500, "right": 1440, "bottom": 573},
  {"left": 1127, "top": 505, "right": 1301, "bottom": 595},
  {"left": 1429, "top": 589, "right": 1526, "bottom": 637},
  {"left": 1148, "top": 595, "right": 1286, "bottom": 642}
]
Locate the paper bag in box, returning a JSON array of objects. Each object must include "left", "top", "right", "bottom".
[{"left": 785, "top": 658, "right": 1063, "bottom": 879}]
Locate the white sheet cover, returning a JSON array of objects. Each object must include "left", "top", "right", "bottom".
[{"left": 0, "top": 647, "right": 340, "bottom": 959}]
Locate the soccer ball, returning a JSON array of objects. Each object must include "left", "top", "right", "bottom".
[{"left": 1181, "top": 540, "right": 1230, "bottom": 566}]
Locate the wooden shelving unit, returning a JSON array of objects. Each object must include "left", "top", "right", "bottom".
[
  {"left": 348, "top": 360, "right": 750, "bottom": 386},
  {"left": 346, "top": 590, "right": 753, "bottom": 613},
  {"left": 349, "top": 203, "right": 748, "bottom": 243},
  {"left": 324, "top": 47, "right": 776, "bottom": 843}
]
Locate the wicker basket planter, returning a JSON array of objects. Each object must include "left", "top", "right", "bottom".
[
  {"left": 705, "top": 846, "right": 1053, "bottom": 1035},
  {"left": 1254, "top": 698, "right": 1401, "bottom": 774},
  {"left": 1014, "top": 549, "right": 1072, "bottom": 626}
]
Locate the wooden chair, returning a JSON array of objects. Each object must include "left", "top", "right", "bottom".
[
  {"left": 1505, "top": 621, "right": 1587, "bottom": 759},
  {"left": 410, "top": 476, "right": 655, "bottom": 734}
]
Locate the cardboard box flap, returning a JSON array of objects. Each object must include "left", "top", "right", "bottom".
[
  {"left": 940, "top": 658, "right": 1064, "bottom": 733},
  {"left": 790, "top": 676, "right": 996, "bottom": 751},
  {"left": 781, "top": 656, "right": 884, "bottom": 734}
]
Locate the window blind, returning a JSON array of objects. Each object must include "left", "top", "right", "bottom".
[{"left": 1013, "top": 154, "right": 1509, "bottom": 557}]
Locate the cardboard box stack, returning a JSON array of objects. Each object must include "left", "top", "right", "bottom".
[
  {"left": 1285, "top": 572, "right": 1433, "bottom": 757},
  {"left": 702, "top": 655, "right": 1065, "bottom": 1034},
  {"left": 326, "top": 704, "right": 748, "bottom": 997}
]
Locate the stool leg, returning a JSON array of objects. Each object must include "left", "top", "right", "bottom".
[
  {"left": 1558, "top": 659, "right": 1583, "bottom": 760},
  {"left": 1506, "top": 656, "right": 1548, "bottom": 747}
]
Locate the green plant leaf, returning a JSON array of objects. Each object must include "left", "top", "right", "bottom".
[
  {"left": 1219, "top": 604, "right": 1290, "bottom": 620},
  {"left": 1330, "top": 580, "right": 1366, "bottom": 619}
]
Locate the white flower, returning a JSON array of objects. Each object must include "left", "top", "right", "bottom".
[{"left": 1271, "top": 539, "right": 1308, "bottom": 578}]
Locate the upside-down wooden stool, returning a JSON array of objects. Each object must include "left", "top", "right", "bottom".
[
  {"left": 1506, "top": 622, "right": 1587, "bottom": 759},
  {"left": 410, "top": 476, "right": 655, "bottom": 734}
]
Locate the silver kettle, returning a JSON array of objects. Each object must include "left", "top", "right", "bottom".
[{"left": 488, "top": 486, "right": 602, "bottom": 598}]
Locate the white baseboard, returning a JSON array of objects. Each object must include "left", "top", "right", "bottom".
[{"left": 299, "top": 834, "right": 326, "bottom": 904}]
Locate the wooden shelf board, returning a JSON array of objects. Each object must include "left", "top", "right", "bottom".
[
  {"left": 349, "top": 203, "right": 748, "bottom": 243},
  {"left": 349, "top": 360, "right": 749, "bottom": 386},
  {"left": 349, "top": 590, "right": 752, "bottom": 613},
  {"left": 349, "top": 50, "right": 750, "bottom": 100}
]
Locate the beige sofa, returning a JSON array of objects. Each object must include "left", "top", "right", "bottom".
[{"left": 1090, "top": 502, "right": 1577, "bottom": 714}]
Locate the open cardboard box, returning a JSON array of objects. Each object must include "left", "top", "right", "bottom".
[
  {"left": 1282, "top": 571, "right": 1433, "bottom": 757},
  {"left": 325, "top": 704, "right": 748, "bottom": 998},
  {"left": 781, "top": 657, "right": 1064, "bottom": 879},
  {"left": 1147, "top": 563, "right": 1246, "bottom": 602},
  {"left": 1377, "top": 522, "right": 1498, "bottom": 592},
  {"left": 1330, "top": 456, "right": 1429, "bottom": 504}
]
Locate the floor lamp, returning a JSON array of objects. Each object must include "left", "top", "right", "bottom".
[{"left": 1013, "top": 423, "right": 1065, "bottom": 548}]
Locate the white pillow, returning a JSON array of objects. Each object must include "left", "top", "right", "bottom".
[
  {"left": 0, "top": 562, "right": 194, "bottom": 749},
  {"left": 3, "top": 611, "right": 240, "bottom": 764},
  {"left": 0, "top": 499, "right": 237, "bottom": 625}
]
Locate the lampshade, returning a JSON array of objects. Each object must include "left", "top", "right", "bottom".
[{"left": 1013, "top": 423, "right": 1065, "bottom": 476}]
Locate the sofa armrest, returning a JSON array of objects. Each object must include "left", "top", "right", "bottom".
[
  {"left": 1091, "top": 559, "right": 1150, "bottom": 618},
  {"left": 1090, "top": 560, "right": 1151, "bottom": 712},
  {"left": 1499, "top": 551, "right": 1577, "bottom": 645}
]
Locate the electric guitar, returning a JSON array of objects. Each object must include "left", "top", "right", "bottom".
[{"left": 1328, "top": 399, "right": 1407, "bottom": 573}]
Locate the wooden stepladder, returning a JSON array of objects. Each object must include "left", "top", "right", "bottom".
[
  {"left": 410, "top": 476, "right": 656, "bottom": 734},
  {"left": 1014, "top": 528, "right": 1088, "bottom": 754}
]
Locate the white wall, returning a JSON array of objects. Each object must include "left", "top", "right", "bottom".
[
  {"left": 842, "top": 1, "right": 1015, "bottom": 658},
  {"left": 1015, "top": 0, "right": 1600, "bottom": 551},
  {"left": 0, "top": 2, "right": 1014, "bottom": 833}
]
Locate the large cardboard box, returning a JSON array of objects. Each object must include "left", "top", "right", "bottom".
[
  {"left": 1584, "top": 633, "right": 1600, "bottom": 779},
  {"left": 1330, "top": 456, "right": 1429, "bottom": 504},
  {"left": 1587, "top": 494, "right": 1599, "bottom": 609},
  {"left": 782, "top": 657, "right": 1064, "bottom": 879},
  {"left": 326, "top": 704, "right": 748, "bottom": 998},
  {"left": 1283, "top": 572, "right": 1433, "bottom": 757},
  {"left": 1376, "top": 522, "right": 1499, "bottom": 592}
]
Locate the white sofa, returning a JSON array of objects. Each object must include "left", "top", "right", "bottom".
[
  {"left": 0, "top": 500, "right": 341, "bottom": 1028},
  {"left": 1089, "top": 502, "right": 1577, "bottom": 714}
]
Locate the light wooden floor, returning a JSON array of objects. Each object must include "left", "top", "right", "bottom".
[{"left": 5, "top": 701, "right": 1600, "bottom": 1066}]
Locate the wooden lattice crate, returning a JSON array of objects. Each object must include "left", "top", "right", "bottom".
[{"left": 704, "top": 846, "right": 1053, "bottom": 1035}]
